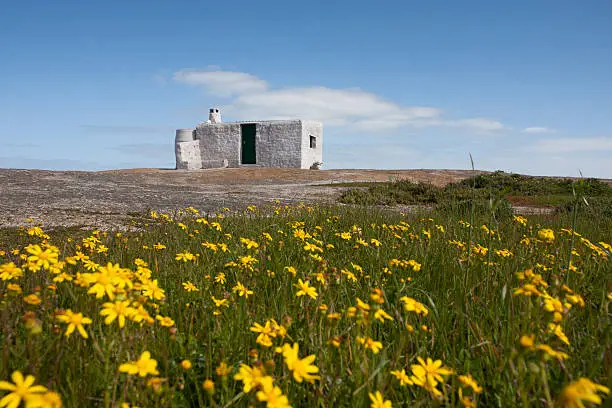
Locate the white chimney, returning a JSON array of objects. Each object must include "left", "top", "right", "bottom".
[{"left": 209, "top": 107, "right": 222, "bottom": 123}]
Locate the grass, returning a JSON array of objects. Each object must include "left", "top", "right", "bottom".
[
  {"left": 0, "top": 200, "right": 610, "bottom": 407},
  {"left": 338, "top": 171, "right": 612, "bottom": 217}
]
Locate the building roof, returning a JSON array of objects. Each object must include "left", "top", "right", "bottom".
[{"left": 196, "top": 119, "right": 323, "bottom": 126}]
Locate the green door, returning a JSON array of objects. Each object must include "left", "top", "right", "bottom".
[{"left": 241, "top": 124, "right": 257, "bottom": 164}]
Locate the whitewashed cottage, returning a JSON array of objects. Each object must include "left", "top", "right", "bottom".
[{"left": 175, "top": 108, "right": 323, "bottom": 170}]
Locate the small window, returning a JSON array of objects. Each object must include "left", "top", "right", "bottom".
[{"left": 309, "top": 135, "right": 316, "bottom": 149}]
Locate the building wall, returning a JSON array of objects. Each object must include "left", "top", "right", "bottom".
[
  {"left": 301, "top": 121, "right": 323, "bottom": 169},
  {"left": 195, "top": 120, "right": 305, "bottom": 168},
  {"left": 196, "top": 123, "right": 242, "bottom": 167},
  {"left": 175, "top": 140, "right": 202, "bottom": 170},
  {"left": 255, "top": 121, "right": 302, "bottom": 168}
]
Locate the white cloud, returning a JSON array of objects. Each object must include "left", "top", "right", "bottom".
[
  {"left": 173, "top": 70, "right": 268, "bottom": 97},
  {"left": 450, "top": 118, "right": 506, "bottom": 132},
  {"left": 532, "top": 137, "right": 612, "bottom": 153},
  {"left": 232, "top": 86, "right": 441, "bottom": 129},
  {"left": 173, "top": 69, "right": 507, "bottom": 133},
  {"left": 522, "top": 126, "right": 555, "bottom": 134}
]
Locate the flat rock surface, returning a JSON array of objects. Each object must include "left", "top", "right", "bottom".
[
  {"left": 3, "top": 168, "right": 608, "bottom": 229},
  {"left": 0, "top": 168, "right": 479, "bottom": 228}
]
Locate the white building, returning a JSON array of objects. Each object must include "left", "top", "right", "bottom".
[{"left": 175, "top": 108, "right": 323, "bottom": 170}]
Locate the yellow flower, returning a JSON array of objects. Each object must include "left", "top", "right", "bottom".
[
  {"left": 410, "top": 357, "right": 454, "bottom": 389},
  {"left": 146, "top": 377, "right": 165, "bottom": 393},
  {"left": 390, "top": 369, "right": 413, "bottom": 386},
  {"left": 535, "top": 344, "right": 569, "bottom": 360},
  {"left": 181, "top": 360, "right": 192, "bottom": 370},
  {"left": 23, "top": 294, "right": 42, "bottom": 305},
  {"left": 202, "top": 242, "right": 218, "bottom": 252},
  {"left": 399, "top": 296, "right": 428, "bottom": 316},
  {"left": 283, "top": 266, "right": 297, "bottom": 277},
  {"left": 327, "top": 336, "right": 342, "bottom": 347},
  {"left": 153, "top": 243, "right": 166, "bottom": 250},
  {"left": 119, "top": 351, "right": 159, "bottom": 377},
  {"left": 251, "top": 320, "right": 286, "bottom": 347},
  {"left": 202, "top": 379, "right": 215, "bottom": 394},
  {"left": 458, "top": 387, "right": 476, "bottom": 408},
  {"left": 25, "top": 244, "right": 59, "bottom": 271},
  {"left": 0, "top": 371, "right": 48, "bottom": 408},
  {"left": 303, "top": 242, "right": 323, "bottom": 252},
  {"left": 141, "top": 279, "right": 165, "bottom": 301},
  {"left": 85, "top": 263, "right": 127, "bottom": 300},
  {"left": 520, "top": 334, "right": 535, "bottom": 349},
  {"left": 100, "top": 300, "right": 137, "bottom": 328},
  {"left": 565, "top": 294, "right": 585, "bottom": 307},
  {"left": 256, "top": 377, "right": 291, "bottom": 408},
  {"left": 0, "top": 263, "right": 23, "bottom": 281},
  {"left": 374, "top": 309, "right": 394, "bottom": 323},
  {"left": 155, "top": 315, "right": 175, "bottom": 327},
  {"left": 513, "top": 215, "right": 528, "bottom": 226},
  {"left": 234, "top": 364, "right": 265, "bottom": 393},
  {"left": 240, "top": 238, "right": 259, "bottom": 250},
  {"left": 513, "top": 284, "right": 543, "bottom": 297},
  {"left": 548, "top": 323, "right": 570, "bottom": 345},
  {"left": 458, "top": 374, "right": 483, "bottom": 394},
  {"left": 82, "top": 259, "right": 99, "bottom": 272},
  {"left": 543, "top": 296, "right": 565, "bottom": 322},
  {"left": 175, "top": 251, "right": 195, "bottom": 262},
  {"left": 369, "top": 391, "right": 392, "bottom": 408},
  {"left": 7, "top": 284, "right": 21, "bottom": 294},
  {"left": 294, "top": 279, "right": 318, "bottom": 300},
  {"left": 232, "top": 281, "right": 254, "bottom": 298},
  {"left": 236, "top": 255, "right": 258, "bottom": 271},
  {"left": 355, "top": 297, "right": 370, "bottom": 312},
  {"left": 370, "top": 288, "right": 385, "bottom": 304},
  {"left": 538, "top": 228, "right": 555, "bottom": 243},
  {"left": 356, "top": 337, "right": 383, "bottom": 354},
  {"left": 214, "top": 273, "right": 226, "bottom": 284},
  {"left": 495, "top": 249, "right": 513, "bottom": 258},
  {"left": 353, "top": 237, "right": 366, "bottom": 247},
  {"left": 211, "top": 296, "right": 229, "bottom": 308},
  {"left": 216, "top": 362, "right": 230, "bottom": 377},
  {"left": 182, "top": 281, "right": 199, "bottom": 292},
  {"left": 280, "top": 343, "right": 320, "bottom": 384},
  {"left": 558, "top": 378, "right": 609, "bottom": 407},
  {"left": 56, "top": 310, "right": 92, "bottom": 339},
  {"left": 341, "top": 269, "right": 357, "bottom": 282},
  {"left": 26, "top": 226, "right": 48, "bottom": 238},
  {"left": 23, "top": 390, "right": 63, "bottom": 408}
]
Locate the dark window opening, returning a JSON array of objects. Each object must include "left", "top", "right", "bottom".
[{"left": 309, "top": 135, "right": 316, "bottom": 149}]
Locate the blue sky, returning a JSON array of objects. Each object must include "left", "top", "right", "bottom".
[{"left": 1, "top": 0, "right": 611, "bottom": 177}]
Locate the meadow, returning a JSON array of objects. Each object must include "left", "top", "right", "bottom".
[{"left": 0, "top": 183, "right": 610, "bottom": 407}]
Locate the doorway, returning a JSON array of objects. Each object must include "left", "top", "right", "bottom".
[{"left": 240, "top": 124, "right": 256, "bottom": 164}]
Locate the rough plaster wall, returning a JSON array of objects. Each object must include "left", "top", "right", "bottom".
[
  {"left": 196, "top": 123, "right": 242, "bottom": 167},
  {"left": 194, "top": 120, "right": 321, "bottom": 168},
  {"left": 175, "top": 140, "right": 202, "bottom": 170},
  {"left": 256, "top": 121, "right": 302, "bottom": 168},
  {"left": 301, "top": 121, "right": 323, "bottom": 169},
  {"left": 201, "top": 159, "right": 229, "bottom": 169}
]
